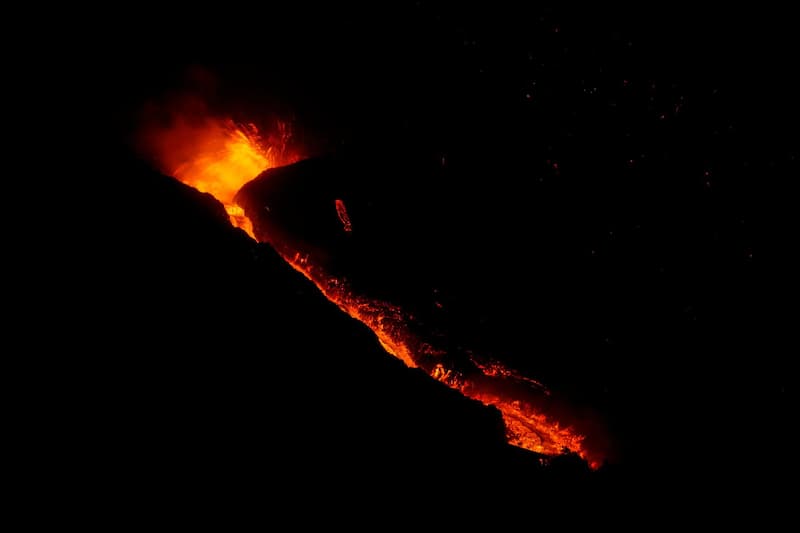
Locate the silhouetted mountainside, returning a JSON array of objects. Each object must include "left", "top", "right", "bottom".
[{"left": 48, "top": 160, "right": 621, "bottom": 520}]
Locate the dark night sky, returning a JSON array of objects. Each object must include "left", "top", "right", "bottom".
[{"left": 54, "top": 1, "right": 795, "bottom": 514}]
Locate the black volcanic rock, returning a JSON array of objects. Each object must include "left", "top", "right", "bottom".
[{"left": 62, "top": 161, "right": 620, "bottom": 514}]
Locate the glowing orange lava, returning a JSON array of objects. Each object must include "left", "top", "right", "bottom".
[
  {"left": 145, "top": 115, "right": 600, "bottom": 468},
  {"left": 281, "top": 252, "right": 593, "bottom": 462},
  {"left": 140, "top": 113, "right": 296, "bottom": 238}
]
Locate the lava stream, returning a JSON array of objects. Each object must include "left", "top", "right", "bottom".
[
  {"left": 142, "top": 115, "right": 600, "bottom": 468},
  {"left": 275, "top": 248, "right": 594, "bottom": 464}
]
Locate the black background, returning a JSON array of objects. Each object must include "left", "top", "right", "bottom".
[{"left": 46, "top": 1, "right": 795, "bottom": 516}]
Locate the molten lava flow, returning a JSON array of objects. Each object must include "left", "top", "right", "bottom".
[
  {"left": 275, "top": 249, "right": 598, "bottom": 466},
  {"left": 145, "top": 114, "right": 600, "bottom": 468}
]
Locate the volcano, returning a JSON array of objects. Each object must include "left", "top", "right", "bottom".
[
  {"left": 50, "top": 2, "right": 793, "bottom": 521},
  {"left": 81, "top": 160, "right": 600, "bottom": 508}
]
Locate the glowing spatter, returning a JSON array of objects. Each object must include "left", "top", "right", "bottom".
[
  {"left": 140, "top": 110, "right": 297, "bottom": 238},
  {"left": 335, "top": 199, "right": 353, "bottom": 233}
]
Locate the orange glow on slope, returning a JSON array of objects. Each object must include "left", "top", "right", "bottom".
[
  {"left": 276, "top": 250, "right": 598, "bottom": 466},
  {"left": 145, "top": 114, "right": 600, "bottom": 468}
]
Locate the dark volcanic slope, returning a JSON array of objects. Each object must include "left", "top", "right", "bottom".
[{"left": 67, "top": 160, "right": 610, "bottom": 515}]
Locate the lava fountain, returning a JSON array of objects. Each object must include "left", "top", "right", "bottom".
[
  {"left": 140, "top": 111, "right": 603, "bottom": 468},
  {"left": 138, "top": 108, "right": 298, "bottom": 237}
]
